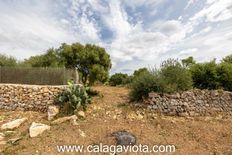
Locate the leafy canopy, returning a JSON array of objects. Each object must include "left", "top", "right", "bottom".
[
  {"left": 109, "top": 73, "right": 129, "bottom": 86},
  {"left": 57, "top": 43, "right": 111, "bottom": 84},
  {"left": 22, "top": 43, "right": 112, "bottom": 85},
  {"left": 0, "top": 54, "right": 17, "bottom": 66}
]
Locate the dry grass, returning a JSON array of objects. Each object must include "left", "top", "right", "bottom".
[{"left": 1, "top": 85, "right": 232, "bottom": 155}]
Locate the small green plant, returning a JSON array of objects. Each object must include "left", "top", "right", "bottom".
[{"left": 55, "top": 81, "right": 92, "bottom": 114}]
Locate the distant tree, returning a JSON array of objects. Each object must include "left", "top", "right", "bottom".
[
  {"left": 222, "top": 54, "right": 232, "bottom": 64},
  {"left": 109, "top": 73, "right": 129, "bottom": 86},
  {"left": 0, "top": 54, "right": 17, "bottom": 66},
  {"left": 57, "top": 43, "right": 111, "bottom": 84},
  {"left": 133, "top": 68, "right": 149, "bottom": 78},
  {"left": 23, "top": 48, "right": 62, "bottom": 67},
  {"left": 181, "top": 56, "right": 196, "bottom": 68}
]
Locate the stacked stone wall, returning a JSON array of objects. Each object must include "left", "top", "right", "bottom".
[
  {"left": 0, "top": 84, "right": 65, "bottom": 112},
  {"left": 147, "top": 89, "right": 232, "bottom": 116}
]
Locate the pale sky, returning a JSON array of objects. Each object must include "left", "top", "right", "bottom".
[{"left": 0, "top": 0, "right": 232, "bottom": 73}]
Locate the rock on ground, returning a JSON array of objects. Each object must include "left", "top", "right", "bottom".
[
  {"left": 112, "top": 131, "right": 136, "bottom": 146},
  {"left": 77, "top": 111, "right": 85, "bottom": 118},
  {"left": 0, "top": 141, "right": 6, "bottom": 145},
  {"left": 29, "top": 122, "right": 51, "bottom": 138},
  {"left": 47, "top": 106, "right": 59, "bottom": 121},
  {"left": 0, "top": 133, "right": 4, "bottom": 141},
  {"left": 51, "top": 115, "right": 77, "bottom": 125},
  {"left": 1, "top": 118, "right": 27, "bottom": 130}
]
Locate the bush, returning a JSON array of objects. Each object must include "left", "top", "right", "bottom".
[
  {"left": 129, "top": 71, "right": 159, "bottom": 101},
  {"left": 55, "top": 81, "right": 91, "bottom": 114},
  {"left": 159, "top": 59, "right": 192, "bottom": 93},
  {"left": 129, "top": 59, "right": 193, "bottom": 101},
  {"left": 109, "top": 73, "right": 130, "bottom": 86},
  {"left": 222, "top": 54, "right": 232, "bottom": 64},
  {"left": 190, "top": 60, "right": 219, "bottom": 89},
  {"left": 133, "top": 68, "right": 149, "bottom": 78},
  {"left": 217, "top": 63, "right": 232, "bottom": 91}
]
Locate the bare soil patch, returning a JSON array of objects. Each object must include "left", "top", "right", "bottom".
[{"left": 1, "top": 85, "right": 232, "bottom": 155}]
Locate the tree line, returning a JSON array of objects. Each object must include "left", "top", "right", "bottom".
[
  {"left": 0, "top": 43, "right": 112, "bottom": 85},
  {"left": 108, "top": 55, "right": 232, "bottom": 101}
]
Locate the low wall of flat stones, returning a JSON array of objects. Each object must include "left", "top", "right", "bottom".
[
  {"left": 0, "top": 84, "right": 65, "bottom": 112},
  {"left": 147, "top": 89, "right": 232, "bottom": 116}
]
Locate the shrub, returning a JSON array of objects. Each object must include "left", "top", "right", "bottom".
[
  {"left": 159, "top": 59, "right": 192, "bottom": 93},
  {"left": 181, "top": 56, "right": 196, "bottom": 68},
  {"left": 55, "top": 81, "right": 91, "bottom": 114},
  {"left": 129, "top": 71, "right": 159, "bottom": 101},
  {"left": 109, "top": 73, "right": 129, "bottom": 86},
  {"left": 222, "top": 54, "right": 232, "bottom": 64},
  {"left": 133, "top": 68, "right": 149, "bottom": 78},
  {"left": 190, "top": 60, "right": 219, "bottom": 89},
  {"left": 217, "top": 63, "right": 232, "bottom": 91},
  {"left": 129, "top": 59, "right": 193, "bottom": 101}
]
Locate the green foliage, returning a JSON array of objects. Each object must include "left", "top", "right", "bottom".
[
  {"left": 129, "top": 59, "right": 193, "bottom": 101},
  {"left": 217, "top": 62, "right": 232, "bottom": 91},
  {"left": 129, "top": 71, "right": 159, "bottom": 101},
  {"left": 21, "top": 42, "right": 111, "bottom": 85},
  {"left": 123, "top": 75, "right": 133, "bottom": 85},
  {"left": 190, "top": 60, "right": 219, "bottom": 89},
  {"left": 109, "top": 73, "right": 130, "bottom": 86},
  {"left": 58, "top": 43, "right": 112, "bottom": 85},
  {"left": 159, "top": 59, "right": 193, "bottom": 93},
  {"left": 57, "top": 43, "right": 83, "bottom": 69},
  {"left": 89, "top": 64, "right": 109, "bottom": 85},
  {"left": 0, "top": 54, "right": 17, "bottom": 66},
  {"left": 55, "top": 81, "right": 92, "bottom": 114},
  {"left": 23, "top": 48, "right": 63, "bottom": 67},
  {"left": 109, "top": 68, "right": 149, "bottom": 87},
  {"left": 181, "top": 56, "right": 196, "bottom": 68},
  {"left": 133, "top": 68, "right": 149, "bottom": 77},
  {"left": 222, "top": 54, "right": 232, "bottom": 64}
]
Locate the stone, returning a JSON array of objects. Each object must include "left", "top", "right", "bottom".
[
  {"left": 112, "top": 131, "right": 136, "bottom": 146},
  {"left": 51, "top": 115, "right": 77, "bottom": 125},
  {"left": 29, "top": 122, "right": 51, "bottom": 138},
  {"left": 48, "top": 106, "right": 59, "bottom": 121},
  {"left": 0, "top": 133, "right": 4, "bottom": 141},
  {"left": 8, "top": 137, "right": 22, "bottom": 144},
  {"left": 4, "top": 131, "right": 16, "bottom": 136},
  {"left": 1, "top": 118, "right": 27, "bottom": 130},
  {"left": 148, "top": 92, "right": 159, "bottom": 98},
  {"left": 113, "top": 115, "right": 117, "bottom": 120},
  {"left": 178, "top": 112, "right": 189, "bottom": 117},
  {"left": 79, "top": 129, "right": 86, "bottom": 137},
  {"left": 0, "top": 141, "right": 6, "bottom": 145},
  {"left": 72, "top": 119, "right": 79, "bottom": 126},
  {"left": 126, "top": 113, "right": 136, "bottom": 120},
  {"left": 137, "top": 114, "right": 143, "bottom": 120},
  {"left": 77, "top": 111, "right": 85, "bottom": 118}
]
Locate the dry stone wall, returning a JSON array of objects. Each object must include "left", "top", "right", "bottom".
[
  {"left": 0, "top": 84, "right": 65, "bottom": 112},
  {"left": 147, "top": 89, "right": 232, "bottom": 116}
]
